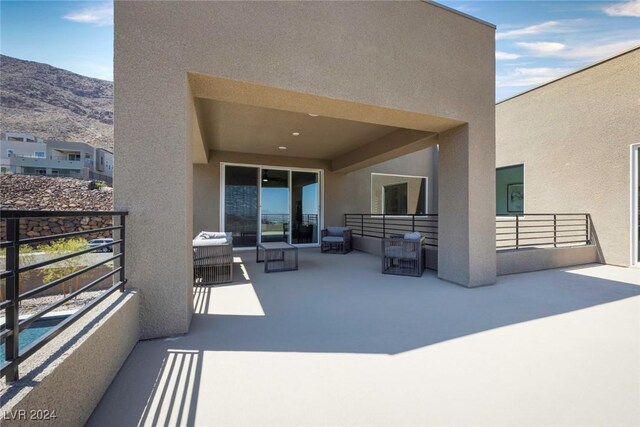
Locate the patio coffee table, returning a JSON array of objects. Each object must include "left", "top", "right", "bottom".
[{"left": 256, "top": 242, "right": 299, "bottom": 273}]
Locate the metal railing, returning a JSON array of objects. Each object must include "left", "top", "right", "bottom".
[
  {"left": 496, "top": 213, "right": 591, "bottom": 250},
  {"left": 344, "top": 214, "right": 438, "bottom": 247},
  {"left": 0, "top": 210, "right": 128, "bottom": 382}
]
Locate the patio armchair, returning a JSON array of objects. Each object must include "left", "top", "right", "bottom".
[
  {"left": 381, "top": 232, "right": 425, "bottom": 277},
  {"left": 193, "top": 231, "right": 233, "bottom": 285},
  {"left": 321, "top": 226, "right": 352, "bottom": 254}
]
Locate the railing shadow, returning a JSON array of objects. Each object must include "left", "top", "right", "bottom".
[{"left": 137, "top": 349, "right": 202, "bottom": 427}]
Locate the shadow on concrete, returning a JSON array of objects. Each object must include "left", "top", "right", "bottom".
[{"left": 87, "top": 250, "right": 640, "bottom": 426}]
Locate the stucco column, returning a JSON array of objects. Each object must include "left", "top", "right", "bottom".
[
  {"left": 114, "top": 6, "right": 194, "bottom": 338},
  {"left": 438, "top": 124, "right": 496, "bottom": 286}
]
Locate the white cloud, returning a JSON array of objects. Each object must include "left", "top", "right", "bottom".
[
  {"left": 496, "top": 20, "right": 583, "bottom": 40},
  {"left": 63, "top": 2, "right": 113, "bottom": 26},
  {"left": 496, "top": 67, "right": 572, "bottom": 88},
  {"left": 604, "top": 0, "right": 640, "bottom": 17},
  {"left": 497, "top": 21, "right": 560, "bottom": 39},
  {"left": 496, "top": 51, "right": 521, "bottom": 60},
  {"left": 517, "top": 39, "right": 640, "bottom": 60},
  {"left": 517, "top": 42, "right": 566, "bottom": 54},
  {"left": 562, "top": 39, "right": 640, "bottom": 60}
]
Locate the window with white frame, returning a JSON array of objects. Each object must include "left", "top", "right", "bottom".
[{"left": 371, "top": 173, "right": 428, "bottom": 215}]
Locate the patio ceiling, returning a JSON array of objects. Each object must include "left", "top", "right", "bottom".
[
  {"left": 189, "top": 73, "right": 459, "bottom": 171},
  {"left": 195, "top": 98, "right": 401, "bottom": 160}
]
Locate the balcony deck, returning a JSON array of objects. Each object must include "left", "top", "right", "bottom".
[{"left": 89, "top": 249, "right": 640, "bottom": 426}]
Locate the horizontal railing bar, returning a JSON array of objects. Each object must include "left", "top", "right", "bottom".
[
  {"left": 496, "top": 213, "right": 589, "bottom": 217},
  {"left": 18, "top": 239, "right": 122, "bottom": 273},
  {"left": 496, "top": 234, "right": 588, "bottom": 242},
  {"left": 19, "top": 225, "right": 122, "bottom": 245},
  {"left": 496, "top": 219, "right": 587, "bottom": 223},
  {"left": 0, "top": 210, "right": 128, "bottom": 219},
  {"left": 0, "top": 270, "right": 11, "bottom": 280},
  {"left": 0, "top": 327, "right": 12, "bottom": 341},
  {"left": 0, "top": 281, "right": 124, "bottom": 379},
  {"left": 497, "top": 240, "right": 589, "bottom": 249},
  {"left": 0, "top": 240, "right": 12, "bottom": 249},
  {"left": 17, "top": 267, "right": 122, "bottom": 332},
  {"left": 496, "top": 229, "right": 587, "bottom": 236},
  {"left": 19, "top": 253, "right": 121, "bottom": 301},
  {"left": 496, "top": 224, "right": 587, "bottom": 229},
  {"left": 345, "top": 214, "right": 439, "bottom": 217},
  {"left": 496, "top": 226, "right": 588, "bottom": 230}
]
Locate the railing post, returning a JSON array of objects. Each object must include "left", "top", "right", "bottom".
[
  {"left": 515, "top": 215, "right": 519, "bottom": 250},
  {"left": 120, "top": 214, "right": 126, "bottom": 292},
  {"left": 382, "top": 215, "right": 386, "bottom": 238},
  {"left": 114, "top": 214, "right": 126, "bottom": 292},
  {"left": 553, "top": 214, "right": 557, "bottom": 248},
  {"left": 360, "top": 215, "right": 364, "bottom": 237},
  {"left": 5, "top": 218, "right": 20, "bottom": 382},
  {"left": 412, "top": 215, "right": 415, "bottom": 233},
  {"left": 585, "top": 214, "right": 590, "bottom": 245}
]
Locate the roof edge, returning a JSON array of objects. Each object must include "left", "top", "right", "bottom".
[
  {"left": 497, "top": 45, "right": 640, "bottom": 105},
  {"left": 425, "top": 1, "right": 496, "bottom": 29}
]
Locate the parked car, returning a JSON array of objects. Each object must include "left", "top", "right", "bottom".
[{"left": 88, "top": 238, "right": 114, "bottom": 252}]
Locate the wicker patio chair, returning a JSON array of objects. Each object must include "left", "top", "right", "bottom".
[
  {"left": 193, "top": 232, "right": 233, "bottom": 285},
  {"left": 381, "top": 232, "right": 425, "bottom": 277},
  {"left": 321, "top": 226, "right": 352, "bottom": 254}
]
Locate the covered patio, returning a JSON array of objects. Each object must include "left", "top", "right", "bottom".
[{"left": 89, "top": 250, "right": 640, "bottom": 426}]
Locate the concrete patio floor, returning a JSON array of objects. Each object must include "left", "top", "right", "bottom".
[{"left": 88, "top": 249, "right": 640, "bottom": 426}]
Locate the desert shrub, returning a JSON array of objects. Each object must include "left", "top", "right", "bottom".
[{"left": 36, "top": 238, "right": 91, "bottom": 295}]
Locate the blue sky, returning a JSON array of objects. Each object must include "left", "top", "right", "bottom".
[
  {"left": 1, "top": 1, "right": 639, "bottom": 100},
  {"left": 1, "top": 0, "right": 114, "bottom": 80},
  {"left": 439, "top": 0, "right": 640, "bottom": 99}
]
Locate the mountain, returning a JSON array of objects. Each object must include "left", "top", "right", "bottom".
[{"left": 0, "top": 55, "right": 113, "bottom": 150}]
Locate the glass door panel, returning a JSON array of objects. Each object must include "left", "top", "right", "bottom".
[
  {"left": 291, "top": 171, "right": 319, "bottom": 244},
  {"left": 224, "top": 165, "right": 259, "bottom": 247},
  {"left": 261, "top": 169, "right": 290, "bottom": 243}
]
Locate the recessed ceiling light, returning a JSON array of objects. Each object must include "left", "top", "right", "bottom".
[
  {"left": 262, "top": 178, "right": 269, "bottom": 182},
  {"left": 278, "top": 146, "right": 287, "bottom": 150},
  {"left": 292, "top": 132, "right": 300, "bottom": 136},
  {"left": 308, "top": 113, "right": 318, "bottom": 117}
]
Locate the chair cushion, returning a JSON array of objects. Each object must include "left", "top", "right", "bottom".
[
  {"left": 197, "top": 231, "right": 228, "bottom": 239},
  {"left": 326, "top": 226, "right": 347, "bottom": 236},
  {"left": 404, "top": 232, "right": 421, "bottom": 241},
  {"left": 385, "top": 246, "right": 418, "bottom": 259},
  {"left": 322, "top": 236, "right": 345, "bottom": 243},
  {"left": 193, "top": 237, "right": 230, "bottom": 247}
]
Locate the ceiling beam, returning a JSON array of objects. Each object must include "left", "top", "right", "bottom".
[{"left": 331, "top": 129, "right": 438, "bottom": 173}]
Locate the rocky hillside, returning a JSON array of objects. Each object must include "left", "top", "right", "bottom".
[
  {"left": 0, "top": 55, "right": 113, "bottom": 150},
  {"left": 0, "top": 174, "right": 113, "bottom": 211}
]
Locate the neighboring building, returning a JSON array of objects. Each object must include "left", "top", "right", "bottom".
[
  {"left": 0, "top": 131, "right": 113, "bottom": 183},
  {"left": 496, "top": 47, "right": 640, "bottom": 267},
  {"left": 115, "top": 0, "right": 497, "bottom": 338}
]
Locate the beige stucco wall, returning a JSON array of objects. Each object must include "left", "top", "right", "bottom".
[
  {"left": 0, "top": 290, "right": 139, "bottom": 427},
  {"left": 497, "top": 246, "right": 598, "bottom": 276},
  {"left": 116, "top": 0, "right": 495, "bottom": 337},
  {"left": 496, "top": 48, "right": 640, "bottom": 267}
]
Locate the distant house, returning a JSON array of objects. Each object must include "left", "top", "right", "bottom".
[{"left": 0, "top": 131, "right": 113, "bottom": 183}]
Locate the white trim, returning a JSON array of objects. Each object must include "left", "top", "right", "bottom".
[
  {"left": 220, "top": 162, "right": 323, "bottom": 248},
  {"left": 370, "top": 172, "right": 429, "bottom": 215},
  {"left": 631, "top": 144, "right": 639, "bottom": 266}
]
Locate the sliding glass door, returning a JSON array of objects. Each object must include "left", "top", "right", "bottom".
[
  {"left": 223, "top": 164, "right": 321, "bottom": 247},
  {"left": 261, "top": 169, "right": 290, "bottom": 243},
  {"left": 291, "top": 171, "right": 319, "bottom": 244},
  {"left": 224, "top": 165, "right": 259, "bottom": 247}
]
